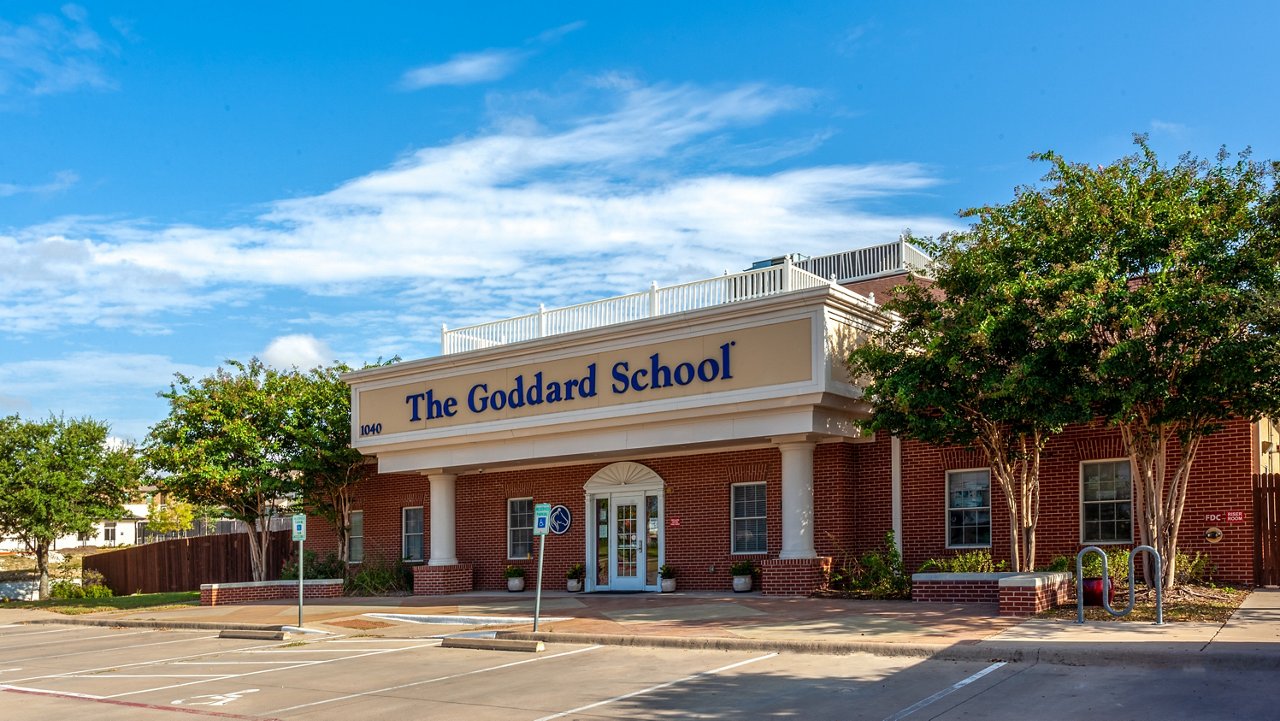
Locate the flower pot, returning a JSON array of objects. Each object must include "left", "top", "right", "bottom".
[
  {"left": 566, "top": 578, "right": 582, "bottom": 593},
  {"left": 507, "top": 577, "right": 525, "bottom": 592},
  {"left": 660, "top": 577, "right": 676, "bottom": 593},
  {"left": 732, "top": 575, "right": 753, "bottom": 593},
  {"left": 1081, "top": 577, "right": 1113, "bottom": 607}
]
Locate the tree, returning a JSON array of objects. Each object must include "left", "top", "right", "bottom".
[
  {"left": 285, "top": 363, "right": 370, "bottom": 565},
  {"left": 0, "top": 415, "right": 141, "bottom": 599},
  {"left": 145, "top": 497, "right": 198, "bottom": 536},
  {"left": 1032, "top": 138, "right": 1280, "bottom": 590},
  {"left": 147, "top": 359, "right": 300, "bottom": 581},
  {"left": 849, "top": 232, "right": 1091, "bottom": 572}
]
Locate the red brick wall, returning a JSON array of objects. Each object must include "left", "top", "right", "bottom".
[
  {"left": 911, "top": 578, "right": 1001, "bottom": 604},
  {"left": 898, "top": 419, "right": 1255, "bottom": 584},
  {"left": 200, "top": 579, "right": 343, "bottom": 606}
]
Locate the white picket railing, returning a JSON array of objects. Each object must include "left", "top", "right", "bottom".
[
  {"left": 441, "top": 258, "right": 836, "bottom": 354},
  {"left": 796, "top": 239, "right": 934, "bottom": 283}
]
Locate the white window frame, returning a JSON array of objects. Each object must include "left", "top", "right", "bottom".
[
  {"left": 508, "top": 498, "right": 533, "bottom": 560},
  {"left": 348, "top": 510, "right": 364, "bottom": 564},
  {"left": 401, "top": 506, "right": 424, "bottom": 562},
  {"left": 1080, "top": 458, "right": 1134, "bottom": 545},
  {"left": 731, "top": 482, "right": 767, "bottom": 555},
  {"left": 946, "top": 468, "right": 991, "bottom": 549},
  {"left": 102, "top": 521, "right": 117, "bottom": 543}
]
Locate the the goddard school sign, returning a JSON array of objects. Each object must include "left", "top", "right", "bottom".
[{"left": 355, "top": 319, "right": 813, "bottom": 437}]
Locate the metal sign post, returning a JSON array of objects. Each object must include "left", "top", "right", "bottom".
[
  {"left": 532, "top": 502, "right": 551, "bottom": 631},
  {"left": 292, "top": 514, "right": 307, "bottom": 629}
]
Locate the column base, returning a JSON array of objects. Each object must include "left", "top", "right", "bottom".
[
  {"left": 760, "top": 556, "right": 831, "bottom": 596},
  {"left": 412, "top": 563, "right": 474, "bottom": 595}
]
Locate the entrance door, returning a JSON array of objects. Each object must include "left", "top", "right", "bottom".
[{"left": 610, "top": 495, "right": 645, "bottom": 591}]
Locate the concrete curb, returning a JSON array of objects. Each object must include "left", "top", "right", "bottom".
[
  {"left": 498, "top": 631, "right": 1280, "bottom": 669},
  {"left": 23, "top": 617, "right": 285, "bottom": 632}
]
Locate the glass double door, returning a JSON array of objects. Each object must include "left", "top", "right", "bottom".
[{"left": 594, "top": 493, "right": 660, "bottom": 591}]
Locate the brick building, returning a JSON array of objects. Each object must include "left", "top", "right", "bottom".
[{"left": 306, "top": 241, "right": 1271, "bottom": 595}]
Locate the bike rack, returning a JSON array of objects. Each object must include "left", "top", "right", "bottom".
[{"left": 1076, "top": 545, "right": 1164, "bottom": 625}]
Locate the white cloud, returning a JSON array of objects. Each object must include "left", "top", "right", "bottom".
[
  {"left": 0, "top": 80, "right": 955, "bottom": 340},
  {"left": 399, "top": 49, "right": 525, "bottom": 89},
  {"left": 0, "top": 170, "right": 78, "bottom": 197},
  {"left": 1149, "top": 119, "right": 1189, "bottom": 138},
  {"left": 0, "top": 5, "right": 116, "bottom": 98},
  {"left": 262, "top": 334, "right": 337, "bottom": 371},
  {"left": 398, "top": 21, "right": 584, "bottom": 90}
]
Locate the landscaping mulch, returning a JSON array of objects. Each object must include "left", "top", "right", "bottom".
[{"left": 1037, "top": 583, "right": 1249, "bottom": 623}]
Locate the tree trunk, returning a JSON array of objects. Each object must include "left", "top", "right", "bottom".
[
  {"left": 1123, "top": 421, "right": 1202, "bottom": 592},
  {"left": 35, "top": 541, "right": 50, "bottom": 600}
]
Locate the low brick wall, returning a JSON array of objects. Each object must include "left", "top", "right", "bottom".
[
  {"left": 911, "top": 572, "right": 1016, "bottom": 604},
  {"left": 200, "top": 579, "right": 344, "bottom": 606},
  {"left": 413, "top": 563, "right": 474, "bottom": 595},
  {"left": 760, "top": 556, "right": 831, "bottom": 596},
  {"left": 997, "top": 572, "right": 1072, "bottom": 617}
]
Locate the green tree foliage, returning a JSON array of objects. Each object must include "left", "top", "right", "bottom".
[
  {"left": 849, "top": 229, "right": 1092, "bottom": 571},
  {"left": 1030, "top": 138, "right": 1280, "bottom": 590},
  {"left": 147, "top": 359, "right": 299, "bottom": 581},
  {"left": 0, "top": 415, "right": 141, "bottom": 599},
  {"left": 285, "top": 363, "right": 371, "bottom": 566},
  {"left": 145, "top": 497, "right": 197, "bottom": 535}
]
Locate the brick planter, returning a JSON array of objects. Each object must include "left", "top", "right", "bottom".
[
  {"left": 910, "top": 571, "right": 1072, "bottom": 616},
  {"left": 200, "top": 578, "right": 344, "bottom": 606},
  {"left": 413, "top": 563, "right": 474, "bottom": 595},
  {"left": 760, "top": 556, "right": 832, "bottom": 596}
]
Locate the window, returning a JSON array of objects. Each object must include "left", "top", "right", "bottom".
[
  {"left": 508, "top": 498, "right": 533, "bottom": 559},
  {"left": 947, "top": 469, "right": 991, "bottom": 547},
  {"left": 402, "top": 507, "right": 424, "bottom": 562},
  {"left": 731, "top": 482, "right": 767, "bottom": 554},
  {"left": 348, "top": 511, "right": 364, "bottom": 563},
  {"left": 1082, "top": 460, "right": 1132, "bottom": 543},
  {"left": 103, "top": 522, "right": 117, "bottom": 543}
]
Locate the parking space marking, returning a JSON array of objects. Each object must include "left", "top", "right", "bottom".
[
  {"left": 0, "top": 628, "right": 155, "bottom": 654},
  {"left": 103, "top": 640, "right": 443, "bottom": 699},
  {"left": 1, "top": 684, "right": 283, "bottom": 721},
  {"left": 2, "top": 639, "right": 286, "bottom": 685},
  {"left": 0, "top": 631, "right": 220, "bottom": 665},
  {"left": 267, "top": 643, "right": 601, "bottom": 715},
  {"left": 1, "top": 683, "right": 104, "bottom": 699},
  {"left": 0, "top": 627, "right": 72, "bottom": 636},
  {"left": 532, "top": 651, "right": 778, "bottom": 721},
  {"left": 881, "top": 661, "right": 1008, "bottom": 721}
]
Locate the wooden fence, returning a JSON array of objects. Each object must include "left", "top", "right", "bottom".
[
  {"left": 1257, "top": 473, "right": 1280, "bottom": 587},
  {"left": 84, "top": 529, "right": 293, "bottom": 595}
]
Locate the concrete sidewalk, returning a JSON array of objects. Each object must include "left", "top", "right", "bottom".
[{"left": 5, "top": 587, "right": 1279, "bottom": 668}]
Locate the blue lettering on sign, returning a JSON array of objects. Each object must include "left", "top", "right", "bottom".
[
  {"left": 549, "top": 505, "right": 572, "bottom": 535},
  {"left": 403, "top": 342, "right": 736, "bottom": 425}
]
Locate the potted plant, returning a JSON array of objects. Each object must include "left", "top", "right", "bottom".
[
  {"left": 1079, "top": 549, "right": 1127, "bottom": 607},
  {"left": 659, "top": 564, "right": 677, "bottom": 593},
  {"left": 566, "top": 562, "right": 585, "bottom": 592},
  {"left": 730, "top": 560, "right": 756, "bottom": 593},
  {"left": 505, "top": 564, "right": 526, "bottom": 592}
]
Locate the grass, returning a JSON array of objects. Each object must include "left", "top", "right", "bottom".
[
  {"left": 1037, "top": 583, "right": 1250, "bottom": 623},
  {"left": 0, "top": 591, "right": 200, "bottom": 615}
]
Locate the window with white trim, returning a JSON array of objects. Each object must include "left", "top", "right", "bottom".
[
  {"left": 1082, "top": 460, "right": 1132, "bottom": 543},
  {"left": 508, "top": 498, "right": 533, "bottom": 559},
  {"left": 103, "top": 521, "right": 116, "bottom": 543},
  {"left": 731, "top": 482, "right": 767, "bottom": 554},
  {"left": 947, "top": 469, "right": 991, "bottom": 547},
  {"left": 402, "top": 507, "right": 424, "bottom": 562},
  {"left": 348, "top": 510, "right": 364, "bottom": 563}
]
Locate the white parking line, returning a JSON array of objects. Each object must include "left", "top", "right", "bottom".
[
  {"left": 103, "top": 640, "right": 442, "bottom": 699},
  {"left": 532, "top": 652, "right": 778, "bottom": 721},
  {"left": 2, "top": 639, "right": 287, "bottom": 684},
  {"left": 0, "top": 629, "right": 155, "bottom": 654},
  {"left": 267, "top": 644, "right": 602, "bottom": 715},
  {"left": 0, "top": 632, "right": 219, "bottom": 665},
  {"left": 68, "top": 673, "right": 228, "bottom": 678},
  {"left": 0, "top": 683, "right": 104, "bottom": 700},
  {"left": 0, "top": 627, "right": 72, "bottom": 636},
  {"left": 881, "top": 662, "right": 1008, "bottom": 721}
]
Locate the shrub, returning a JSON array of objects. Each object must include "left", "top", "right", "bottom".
[
  {"left": 1038, "top": 556, "right": 1072, "bottom": 573},
  {"left": 49, "top": 580, "right": 83, "bottom": 599},
  {"left": 918, "top": 549, "right": 1009, "bottom": 573},
  {"left": 826, "top": 531, "right": 910, "bottom": 599},
  {"left": 1078, "top": 547, "right": 1130, "bottom": 580},
  {"left": 346, "top": 555, "right": 411, "bottom": 596},
  {"left": 729, "top": 560, "right": 757, "bottom": 577},
  {"left": 504, "top": 565, "right": 526, "bottom": 579},
  {"left": 281, "top": 550, "right": 346, "bottom": 581},
  {"left": 658, "top": 564, "right": 677, "bottom": 579},
  {"left": 566, "top": 563, "right": 586, "bottom": 581},
  {"left": 1175, "top": 551, "right": 1216, "bottom": 585}
]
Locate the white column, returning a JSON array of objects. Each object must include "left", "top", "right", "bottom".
[
  {"left": 428, "top": 473, "right": 458, "bottom": 566},
  {"left": 777, "top": 440, "right": 816, "bottom": 559}
]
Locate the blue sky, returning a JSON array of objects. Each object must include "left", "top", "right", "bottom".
[{"left": 2, "top": 2, "right": 1277, "bottom": 442}]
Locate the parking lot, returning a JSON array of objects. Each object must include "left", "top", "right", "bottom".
[{"left": 1, "top": 622, "right": 1278, "bottom": 720}]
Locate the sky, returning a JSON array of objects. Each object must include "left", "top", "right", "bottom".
[{"left": 1, "top": 2, "right": 1277, "bottom": 443}]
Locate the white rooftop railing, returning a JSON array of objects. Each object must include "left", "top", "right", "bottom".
[
  {"left": 795, "top": 239, "right": 934, "bottom": 283},
  {"left": 441, "top": 258, "right": 837, "bottom": 355}
]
